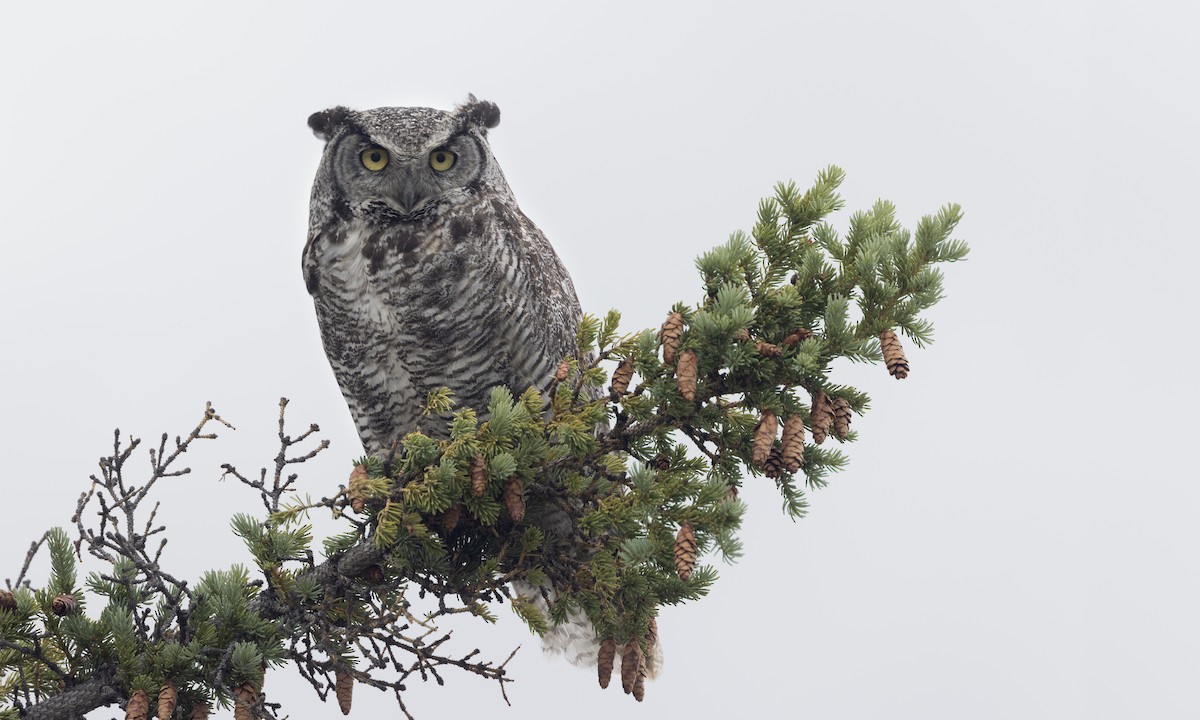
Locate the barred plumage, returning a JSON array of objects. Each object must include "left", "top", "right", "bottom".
[{"left": 303, "top": 98, "right": 602, "bottom": 677}]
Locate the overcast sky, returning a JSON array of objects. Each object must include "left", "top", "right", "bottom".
[{"left": 2, "top": 1, "right": 1198, "bottom": 718}]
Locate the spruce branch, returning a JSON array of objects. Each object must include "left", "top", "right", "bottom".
[{"left": 4, "top": 168, "right": 966, "bottom": 718}]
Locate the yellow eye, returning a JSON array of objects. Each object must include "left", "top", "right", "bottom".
[
  {"left": 360, "top": 147, "right": 389, "bottom": 171},
  {"left": 429, "top": 149, "right": 457, "bottom": 172}
]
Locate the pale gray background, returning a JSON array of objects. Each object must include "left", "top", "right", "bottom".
[{"left": 2, "top": 1, "right": 1197, "bottom": 718}]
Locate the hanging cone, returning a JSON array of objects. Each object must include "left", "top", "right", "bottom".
[
  {"left": 188, "top": 702, "right": 210, "bottom": 720},
  {"left": 811, "top": 391, "right": 834, "bottom": 445},
  {"left": 783, "top": 328, "right": 814, "bottom": 347},
  {"left": 751, "top": 410, "right": 778, "bottom": 468},
  {"left": 620, "top": 639, "right": 643, "bottom": 695},
  {"left": 597, "top": 637, "right": 617, "bottom": 689},
  {"left": 470, "top": 454, "right": 487, "bottom": 497},
  {"left": 732, "top": 327, "right": 751, "bottom": 342},
  {"left": 440, "top": 505, "right": 462, "bottom": 533},
  {"left": 676, "top": 349, "right": 698, "bottom": 402},
  {"left": 347, "top": 463, "right": 369, "bottom": 514},
  {"left": 764, "top": 447, "right": 784, "bottom": 478},
  {"left": 633, "top": 662, "right": 647, "bottom": 702},
  {"left": 335, "top": 671, "right": 354, "bottom": 715},
  {"left": 644, "top": 615, "right": 661, "bottom": 679},
  {"left": 660, "top": 312, "right": 684, "bottom": 365},
  {"left": 363, "top": 565, "right": 385, "bottom": 584},
  {"left": 610, "top": 357, "right": 634, "bottom": 395},
  {"left": 653, "top": 453, "right": 671, "bottom": 472},
  {"left": 880, "top": 329, "right": 909, "bottom": 379},
  {"left": 157, "top": 683, "right": 177, "bottom": 720},
  {"left": 503, "top": 476, "right": 526, "bottom": 523},
  {"left": 781, "top": 415, "right": 805, "bottom": 473},
  {"left": 832, "top": 397, "right": 852, "bottom": 440},
  {"left": 51, "top": 593, "right": 76, "bottom": 616},
  {"left": 125, "top": 689, "right": 149, "bottom": 720},
  {"left": 233, "top": 682, "right": 256, "bottom": 720},
  {"left": 755, "top": 341, "right": 782, "bottom": 358},
  {"left": 674, "top": 522, "right": 697, "bottom": 581},
  {"left": 0, "top": 589, "right": 15, "bottom": 611},
  {"left": 554, "top": 360, "right": 570, "bottom": 383}
]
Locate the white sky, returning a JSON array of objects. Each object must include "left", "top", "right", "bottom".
[{"left": 2, "top": 1, "right": 1198, "bottom": 718}]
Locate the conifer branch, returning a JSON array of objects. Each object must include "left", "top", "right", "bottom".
[{"left": 3, "top": 168, "right": 967, "bottom": 718}]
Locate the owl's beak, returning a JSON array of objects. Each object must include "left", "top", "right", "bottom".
[
  {"left": 396, "top": 183, "right": 426, "bottom": 214},
  {"left": 389, "top": 166, "right": 433, "bottom": 215}
]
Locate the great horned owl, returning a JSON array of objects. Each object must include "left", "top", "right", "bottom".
[{"left": 302, "top": 97, "right": 607, "bottom": 669}]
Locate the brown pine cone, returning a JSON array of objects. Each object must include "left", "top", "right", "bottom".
[
  {"left": 554, "top": 360, "right": 570, "bottom": 382},
  {"left": 503, "top": 476, "right": 526, "bottom": 523},
  {"left": 440, "top": 505, "right": 461, "bottom": 533},
  {"left": 0, "top": 589, "right": 15, "bottom": 611},
  {"left": 336, "top": 671, "right": 354, "bottom": 715},
  {"left": 188, "top": 702, "right": 210, "bottom": 720},
  {"left": 621, "top": 639, "right": 643, "bottom": 695},
  {"left": 51, "top": 593, "right": 76, "bottom": 616},
  {"left": 125, "top": 689, "right": 149, "bottom": 720},
  {"left": 783, "top": 327, "right": 814, "bottom": 346},
  {"left": 470, "top": 454, "right": 487, "bottom": 497},
  {"left": 633, "top": 661, "right": 647, "bottom": 702},
  {"left": 675, "top": 349, "right": 698, "bottom": 401},
  {"left": 233, "top": 683, "right": 256, "bottom": 720},
  {"left": 756, "top": 341, "right": 783, "bottom": 358},
  {"left": 880, "top": 329, "right": 909, "bottom": 379},
  {"left": 653, "top": 453, "right": 671, "bottom": 471},
  {"left": 674, "top": 522, "right": 697, "bottom": 581},
  {"left": 362, "top": 565, "right": 385, "bottom": 584},
  {"left": 832, "top": 397, "right": 852, "bottom": 440},
  {"left": 157, "top": 683, "right": 177, "bottom": 720},
  {"left": 660, "top": 311, "right": 684, "bottom": 364},
  {"left": 597, "top": 637, "right": 617, "bottom": 689},
  {"left": 811, "top": 391, "right": 834, "bottom": 445},
  {"left": 347, "top": 463, "right": 369, "bottom": 514},
  {"left": 751, "top": 410, "right": 778, "bottom": 468},
  {"left": 610, "top": 357, "right": 634, "bottom": 395},
  {"left": 732, "top": 327, "right": 751, "bottom": 342},
  {"left": 781, "top": 415, "right": 805, "bottom": 472},
  {"left": 764, "top": 447, "right": 784, "bottom": 478}
]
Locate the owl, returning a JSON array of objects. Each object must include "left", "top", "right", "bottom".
[{"left": 302, "top": 97, "right": 622, "bottom": 671}]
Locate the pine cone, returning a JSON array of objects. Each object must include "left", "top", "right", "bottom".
[
  {"left": 554, "top": 360, "right": 570, "bottom": 382},
  {"left": 0, "top": 589, "right": 15, "bottom": 611},
  {"left": 676, "top": 348, "right": 698, "bottom": 402},
  {"left": 811, "top": 391, "right": 834, "bottom": 445},
  {"left": 674, "top": 522, "right": 697, "bottom": 581},
  {"left": 620, "top": 639, "right": 643, "bottom": 695},
  {"left": 503, "top": 476, "right": 526, "bottom": 523},
  {"left": 751, "top": 410, "right": 778, "bottom": 468},
  {"left": 653, "top": 453, "right": 671, "bottom": 472},
  {"left": 347, "top": 463, "right": 369, "bottom": 514},
  {"left": 880, "top": 329, "right": 909, "bottom": 379},
  {"left": 335, "top": 671, "right": 354, "bottom": 715},
  {"left": 597, "top": 637, "right": 617, "bottom": 689},
  {"left": 157, "top": 682, "right": 177, "bottom": 720},
  {"left": 633, "top": 661, "right": 647, "bottom": 702},
  {"left": 732, "top": 327, "right": 751, "bottom": 342},
  {"left": 764, "top": 447, "right": 784, "bottom": 478},
  {"left": 125, "top": 689, "right": 149, "bottom": 720},
  {"left": 233, "top": 683, "right": 256, "bottom": 720},
  {"left": 660, "top": 311, "right": 684, "bottom": 364},
  {"left": 188, "top": 702, "right": 210, "bottom": 720},
  {"left": 645, "top": 616, "right": 660, "bottom": 679},
  {"left": 755, "top": 341, "right": 782, "bottom": 358},
  {"left": 783, "top": 327, "right": 814, "bottom": 346},
  {"left": 50, "top": 593, "right": 76, "bottom": 616},
  {"left": 363, "top": 565, "right": 385, "bottom": 585},
  {"left": 610, "top": 357, "right": 634, "bottom": 395},
  {"left": 470, "top": 454, "right": 487, "bottom": 497},
  {"left": 440, "top": 505, "right": 461, "bottom": 533},
  {"left": 781, "top": 415, "right": 805, "bottom": 473},
  {"left": 832, "top": 397, "right": 852, "bottom": 440}
]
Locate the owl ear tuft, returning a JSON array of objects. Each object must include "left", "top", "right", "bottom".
[
  {"left": 308, "top": 106, "right": 352, "bottom": 142},
  {"left": 457, "top": 95, "right": 500, "bottom": 134}
]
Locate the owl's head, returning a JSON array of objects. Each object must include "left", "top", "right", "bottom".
[{"left": 307, "top": 96, "right": 504, "bottom": 224}]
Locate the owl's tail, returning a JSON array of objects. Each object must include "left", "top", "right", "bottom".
[{"left": 511, "top": 579, "right": 663, "bottom": 679}]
